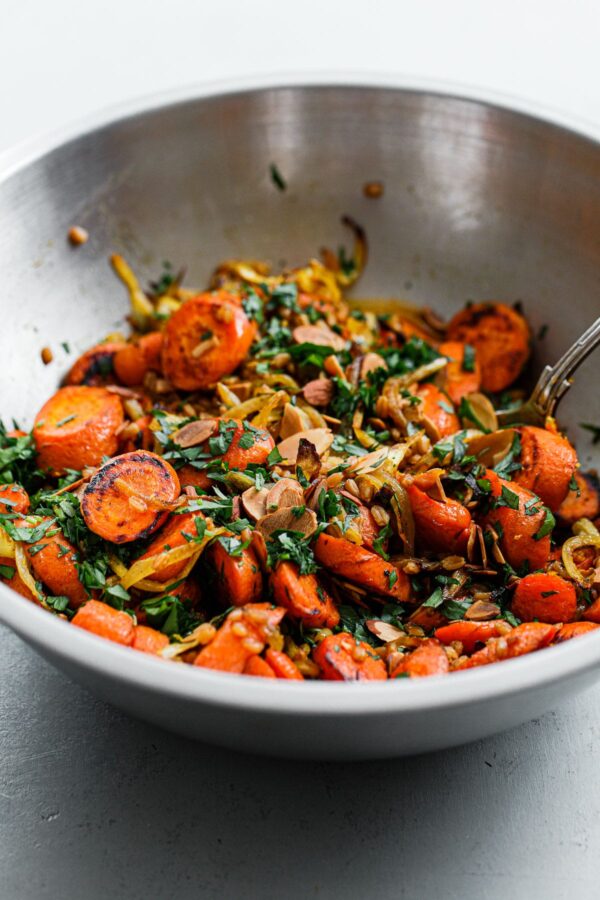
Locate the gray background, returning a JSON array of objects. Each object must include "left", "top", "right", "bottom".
[{"left": 1, "top": 623, "right": 598, "bottom": 900}]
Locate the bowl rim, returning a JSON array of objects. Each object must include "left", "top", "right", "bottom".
[{"left": 2, "top": 72, "right": 600, "bottom": 717}]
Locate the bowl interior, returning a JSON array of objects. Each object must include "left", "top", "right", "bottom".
[{"left": 1, "top": 85, "right": 599, "bottom": 459}]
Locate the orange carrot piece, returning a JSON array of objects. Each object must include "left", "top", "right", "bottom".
[
  {"left": 72, "top": 599, "right": 135, "bottom": 645},
  {"left": 434, "top": 621, "right": 508, "bottom": 654},
  {"left": 481, "top": 469, "right": 552, "bottom": 571},
  {"left": 389, "top": 639, "right": 449, "bottom": 678},
  {"left": 511, "top": 573, "right": 577, "bottom": 624},
  {"left": 18, "top": 516, "right": 88, "bottom": 607},
  {"left": 270, "top": 561, "right": 339, "bottom": 628},
  {"left": 65, "top": 342, "right": 127, "bottom": 386},
  {"left": 194, "top": 603, "right": 286, "bottom": 672},
  {"left": 513, "top": 426, "right": 577, "bottom": 512},
  {"left": 132, "top": 624, "right": 169, "bottom": 654},
  {"left": 582, "top": 596, "right": 600, "bottom": 624},
  {"left": 414, "top": 382, "right": 460, "bottom": 438},
  {"left": 406, "top": 482, "right": 471, "bottom": 555},
  {"left": 33, "top": 386, "right": 124, "bottom": 474},
  {"left": 0, "top": 555, "right": 36, "bottom": 601},
  {"left": 135, "top": 511, "right": 203, "bottom": 584},
  {"left": 265, "top": 648, "right": 304, "bottom": 680},
  {"left": 556, "top": 621, "right": 600, "bottom": 642},
  {"left": 81, "top": 450, "right": 180, "bottom": 543},
  {"left": 313, "top": 633, "right": 387, "bottom": 681},
  {"left": 206, "top": 538, "right": 263, "bottom": 607},
  {"left": 162, "top": 291, "right": 256, "bottom": 390},
  {"left": 438, "top": 340, "right": 482, "bottom": 405},
  {"left": 455, "top": 622, "right": 557, "bottom": 670},
  {"left": 557, "top": 471, "right": 600, "bottom": 525},
  {"left": 243, "top": 655, "right": 276, "bottom": 677},
  {"left": 0, "top": 483, "right": 30, "bottom": 515},
  {"left": 113, "top": 332, "right": 164, "bottom": 386},
  {"left": 314, "top": 533, "right": 410, "bottom": 601}
]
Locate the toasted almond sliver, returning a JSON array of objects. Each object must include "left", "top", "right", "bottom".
[
  {"left": 292, "top": 325, "right": 346, "bottom": 352},
  {"left": 302, "top": 378, "right": 334, "bottom": 407},
  {"left": 256, "top": 506, "right": 318, "bottom": 540},
  {"left": 277, "top": 427, "right": 333, "bottom": 464},
  {"left": 265, "top": 478, "right": 304, "bottom": 511},
  {"left": 365, "top": 620, "right": 405, "bottom": 643},
  {"left": 279, "top": 403, "right": 312, "bottom": 440},
  {"left": 241, "top": 486, "right": 270, "bottom": 521},
  {"left": 172, "top": 418, "right": 217, "bottom": 448}
]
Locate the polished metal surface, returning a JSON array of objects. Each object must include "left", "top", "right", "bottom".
[{"left": 1, "top": 83, "right": 600, "bottom": 758}]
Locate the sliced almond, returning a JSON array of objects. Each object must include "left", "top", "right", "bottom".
[
  {"left": 464, "top": 600, "right": 501, "bottom": 621},
  {"left": 279, "top": 403, "right": 312, "bottom": 440},
  {"left": 359, "top": 352, "right": 387, "bottom": 379},
  {"left": 266, "top": 478, "right": 304, "bottom": 511},
  {"left": 302, "top": 378, "right": 334, "bottom": 407},
  {"left": 460, "top": 392, "right": 498, "bottom": 433},
  {"left": 241, "top": 486, "right": 270, "bottom": 521},
  {"left": 292, "top": 325, "right": 346, "bottom": 352},
  {"left": 172, "top": 418, "right": 217, "bottom": 448},
  {"left": 277, "top": 427, "right": 333, "bottom": 464},
  {"left": 256, "top": 506, "right": 318, "bottom": 540},
  {"left": 365, "top": 620, "right": 405, "bottom": 643}
]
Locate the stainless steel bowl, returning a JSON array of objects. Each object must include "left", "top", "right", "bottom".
[{"left": 1, "top": 79, "right": 600, "bottom": 759}]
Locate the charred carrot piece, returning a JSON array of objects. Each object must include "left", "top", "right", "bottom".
[
  {"left": 64, "top": 342, "right": 127, "bottom": 386},
  {"left": 389, "top": 639, "right": 449, "bottom": 678},
  {"left": 17, "top": 516, "right": 88, "bottom": 607},
  {"left": 481, "top": 469, "right": 552, "bottom": 571},
  {"left": 265, "top": 648, "right": 304, "bottom": 680},
  {"left": 435, "top": 620, "right": 509, "bottom": 654},
  {"left": 194, "top": 603, "right": 286, "bottom": 672},
  {"left": 132, "top": 624, "right": 169, "bottom": 654},
  {"left": 414, "top": 382, "right": 460, "bottom": 438},
  {"left": 455, "top": 622, "right": 557, "bottom": 670},
  {"left": 119, "top": 414, "right": 154, "bottom": 454},
  {"left": 314, "top": 533, "right": 410, "bottom": 601},
  {"left": 72, "top": 599, "right": 135, "bottom": 645},
  {"left": 406, "top": 482, "right": 471, "bottom": 555},
  {"left": 206, "top": 538, "right": 263, "bottom": 607},
  {"left": 513, "top": 426, "right": 577, "bottom": 512},
  {"left": 0, "top": 555, "right": 36, "bottom": 601},
  {"left": 33, "top": 386, "right": 124, "bottom": 475},
  {"left": 581, "top": 596, "right": 600, "bottom": 624},
  {"left": 511, "top": 573, "right": 577, "bottom": 624},
  {"left": 162, "top": 291, "right": 256, "bottom": 390},
  {"left": 243, "top": 655, "right": 276, "bottom": 677},
  {"left": 447, "top": 302, "right": 530, "bottom": 392},
  {"left": 220, "top": 419, "right": 275, "bottom": 470},
  {"left": 270, "top": 561, "right": 339, "bottom": 628},
  {"left": 556, "top": 621, "right": 600, "bottom": 642},
  {"left": 557, "top": 471, "right": 600, "bottom": 525},
  {"left": 0, "top": 483, "right": 30, "bottom": 515},
  {"left": 113, "top": 332, "right": 164, "bottom": 386},
  {"left": 313, "top": 632, "right": 387, "bottom": 681},
  {"left": 135, "top": 511, "right": 204, "bottom": 584},
  {"left": 438, "top": 340, "right": 482, "bottom": 405}
]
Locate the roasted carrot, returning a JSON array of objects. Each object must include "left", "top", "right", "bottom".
[
  {"left": 454, "top": 622, "right": 557, "bottom": 669},
  {"left": 194, "top": 603, "right": 286, "bottom": 672},
  {"left": 270, "top": 561, "right": 339, "bottom": 628},
  {"left": 0, "top": 483, "right": 30, "bottom": 515},
  {"left": 435, "top": 621, "right": 509, "bottom": 654},
  {"left": 162, "top": 291, "right": 256, "bottom": 390},
  {"left": 414, "top": 382, "right": 460, "bottom": 438},
  {"left": 513, "top": 426, "right": 577, "bottom": 512},
  {"left": 72, "top": 599, "right": 135, "bottom": 645},
  {"left": 135, "top": 511, "right": 203, "bottom": 584},
  {"left": 581, "top": 596, "right": 600, "bottom": 624},
  {"left": 406, "top": 482, "right": 472, "bottom": 555},
  {"left": 313, "top": 533, "right": 410, "bottom": 601},
  {"left": 33, "top": 386, "right": 124, "bottom": 474},
  {"left": 0, "top": 555, "right": 36, "bottom": 601},
  {"left": 81, "top": 450, "right": 180, "bottom": 543},
  {"left": 265, "top": 648, "right": 304, "bottom": 680},
  {"left": 481, "top": 469, "right": 552, "bottom": 572},
  {"left": 205, "top": 538, "right": 263, "bottom": 607},
  {"left": 389, "top": 639, "right": 449, "bottom": 678},
  {"left": 113, "top": 332, "right": 164, "bottom": 386},
  {"left": 447, "top": 302, "right": 530, "bottom": 392},
  {"left": 65, "top": 342, "right": 127, "bottom": 386},
  {"left": 132, "top": 624, "right": 169, "bottom": 654},
  {"left": 438, "top": 340, "right": 482, "bottom": 405},
  {"left": 557, "top": 471, "right": 600, "bottom": 525},
  {"left": 243, "top": 655, "right": 276, "bottom": 677},
  {"left": 511, "top": 573, "right": 577, "bottom": 624},
  {"left": 313, "top": 632, "right": 387, "bottom": 681},
  {"left": 176, "top": 418, "right": 274, "bottom": 490},
  {"left": 118, "top": 414, "right": 154, "bottom": 454},
  {"left": 16, "top": 515, "right": 88, "bottom": 607},
  {"left": 556, "top": 621, "right": 600, "bottom": 642}
]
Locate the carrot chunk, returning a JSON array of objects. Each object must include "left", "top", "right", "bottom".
[
  {"left": 113, "top": 332, "right": 164, "bottom": 386},
  {"left": 243, "top": 655, "right": 276, "bottom": 677},
  {"left": 17, "top": 516, "right": 88, "bottom": 607},
  {"left": 556, "top": 621, "right": 600, "bottom": 642},
  {"left": 557, "top": 471, "right": 600, "bottom": 525},
  {"left": 194, "top": 603, "right": 286, "bottom": 672},
  {"left": 135, "top": 511, "right": 203, "bottom": 584},
  {"left": 72, "top": 599, "right": 135, "bottom": 645},
  {"left": 481, "top": 469, "right": 552, "bottom": 572},
  {"left": 511, "top": 573, "right": 577, "bottom": 624},
  {"left": 81, "top": 450, "right": 180, "bottom": 543},
  {"left": 33, "top": 386, "right": 124, "bottom": 474},
  {"left": 132, "top": 624, "right": 169, "bottom": 654},
  {"left": 265, "top": 648, "right": 304, "bottom": 680},
  {"left": 434, "top": 621, "right": 508, "bottom": 654},
  {"left": 0, "top": 555, "right": 36, "bottom": 601},
  {"left": 455, "top": 622, "right": 557, "bottom": 669},
  {"left": 205, "top": 538, "right": 263, "bottom": 607},
  {"left": 438, "top": 340, "right": 482, "bottom": 405},
  {"left": 513, "top": 426, "right": 577, "bottom": 512},
  {"left": 314, "top": 533, "right": 410, "bottom": 601},
  {"left": 406, "top": 482, "right": 471, "bottom": 555},
  {"left": 0, "top": 483, "right": 30, "bottom": 515},
  {"left": 414, "top": 382, "right": 460, "bottom": 438},
  {"left": 313, "top": 633, "right": 387, "bottom": 681},
  {"left": 389, "top": 639, "right": 449, "bottom": 678},
  {"left": 270, "top": 561, "right": 339, "bottom": 628},
  {"left": 65, "top": 342, "right": 127, "bottom": 386}
]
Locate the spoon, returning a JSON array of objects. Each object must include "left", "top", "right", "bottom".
[{"left": 496, "top": 317, "right": 600, "bottom": 427}]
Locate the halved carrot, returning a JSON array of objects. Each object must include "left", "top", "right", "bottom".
[
  {"left": 0, "top": 483, "right": 30, "bottom": 515},
  {"left": 0, "top": 555, "right": 36, "bottom": 601},
  {"left": 270, "top": 561, "right": 339, "bottom": 628},
  {"left": 65, "top": 342, "right": 127, "bottom": 386},
  {"left": 414, "top": 382, "right": 459, "bottom": 438},
  {"left": 33, "top": 386, "right": 124, "bottom": 474},
  {"left": 513, "top": 426, "right": 577, "bottom": 512},
  {"left": 389, "top": 639, "right": 449, "bottom": 678},
  {"left": 511, "top": 573, "right": 577, "bottom": 624},
  {"left": 557, "top": 471, "right": 600, "bottom": 525},
  {"left": 435, "top": 620, "right": 509, "bottom": 654},
  {"left": 135, "top": 511, "right": 202, "bottom": 584},
  {"left": 81, "top": 450, "right": 180, "bottom": 543},
  {"left": 205, "top": 538, "right": 263, "bottom": 607},
  {"left": 265, "top": 648, "right": 304, "bottom": 680},
  {"left": 314, "top": 533, "right": 410, "bottom": 601},
  {"left": 17, "top": 515, "right": 88, "bottom": 607},
  {"left": 438, "top": 340, "right": 482, "bottom": 405},
  {"left": 72, "top": 599, "right": 134, "bottom": 645},
  {"left": 113, "top": 332, "right": 164, "bottom": 386},
  {"left": 243, "top": 655, "right": 276, "bottom": 677},
  {"left": 556, "top": 621, "right": 600, "bottom": 642},
  {"left": 406, "top": 482, "right": 471, "bottom": 555},
  {"left": 481, "top": 469, "right": 552, "bottom": 571},
  {"left": 447, "top": 302, "right": 530, "bottom": 392},
  {"left": 132, "top": 624, "right": 169, "bottom": 654},
  {"left": 313, "top": 632, "right": 387, "bottom": 681},
  {"left": 194, "top": 603, "right": 286, "bottom": 672},
  {"left": 162, "top": 291, "right": 256, "bottom": 390},
  {"left": 454, "top": 622, "right": 557, "bottom": 670}
]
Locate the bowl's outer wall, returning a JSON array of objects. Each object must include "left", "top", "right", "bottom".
[{"left": 1, "top": 85, "right": 600, "bottom": 757}]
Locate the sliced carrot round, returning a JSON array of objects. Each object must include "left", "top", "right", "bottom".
[
  {"left": 511, "top": 573, "right": 577, "bottom": 624},
  {"left": 18, "top": 516, "right": 88, "bottom": 607},
  {"left": 113, "top": 332, "right": 164, "bottom": 386},
  {"left": 33, "top": 386, "right": 124, "bottom": 475},
  {"left": 72, "top": 599, "right": 135, "bottom": 645},
  {"left": 81, "top": 450, "right": 180, "bottom": 543},
  {"left": 557, "top": 471, "right": 600, "bottom": 525},
  {"left": 162, "top": 291, "right": 256, "bottom": 390},
  {"left": 513, "top": 426, "right": 578, "bottom": 512},
  {"left": 65, "top": 342, "right": 127, "bottom": 386},
  {"left": 0, "top": 483, "right": 30, "bottom": 515}
]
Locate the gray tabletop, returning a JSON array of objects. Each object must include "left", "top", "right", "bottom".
[{"left": 1, "top": 626, "right": 597, "bottom": 900}]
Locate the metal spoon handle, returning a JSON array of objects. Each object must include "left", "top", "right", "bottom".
[{"left": 528, "top": 317, "right": 600, "bottom": 419}]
